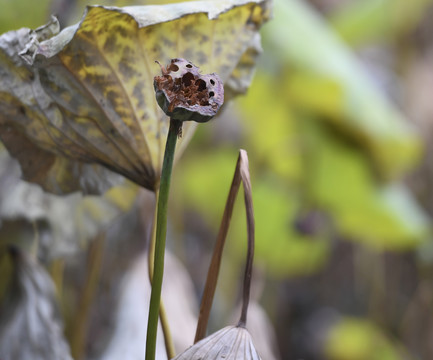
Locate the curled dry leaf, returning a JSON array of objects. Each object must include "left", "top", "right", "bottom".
[
  {"left": 0, "top": 247, "right": 72, "bottom": 360},
  {"left": 0, "top": 145, "right": 138, "bottom": 261},
  {"left": 0, "top": 18, "right": 124, "bottom": 195},
  {"left": 0, "top": 0, "right": 270, "bottom": 194},
  {"left": 174, "top": 326, "right": 261, "bottom": 360}
]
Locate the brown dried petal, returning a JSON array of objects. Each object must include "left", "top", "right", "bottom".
[
  {"left": 173, "top": 326, "right": 262, "bottom": 360},
  {"left": 154, "top": 58, "right": 224, "bottom": 123}
]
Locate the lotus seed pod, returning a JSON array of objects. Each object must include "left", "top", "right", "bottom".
[
  {"left": 172, "top": 326, "right": 262, "bottom": 360},
  {"left": 154, "top": 58, "right": 224, "bottom": 123}
]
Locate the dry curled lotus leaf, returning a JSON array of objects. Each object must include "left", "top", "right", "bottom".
[
  {"left": 173, "top": 326, "right": 261, "bottom": 360},
  {"left": 11, "top": 0, "right": 271, "bottom": 191},
  {"left": 0, "top": 145, "right": 139, "bottom": 260},
  {"left": 0, "top": 18, "right": 124, "bottom": 195}
]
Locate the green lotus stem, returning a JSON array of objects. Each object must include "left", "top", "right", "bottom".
[
  {"left": 148, "top": 189, "right": 175, "bottom": 359},
  {"left": 146, "top": 118, "right": 182, "bottom": 360}
]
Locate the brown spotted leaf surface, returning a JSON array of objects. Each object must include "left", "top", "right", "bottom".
[
  {"left": 0, "top": 0, "right": 270, "bottom": 193},
  {"left": 0, "top": 17, "right": 125, "bottom": 195}
]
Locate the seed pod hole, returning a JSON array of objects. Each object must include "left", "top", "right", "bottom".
[
  {"left": 182, "top": 72, "right": 194, "bottom": 86},
  {"left": 168, "top": 63, "right": 179, "bottom": 72},
  {"left": 210, "top": 79, "right": 215, "bottom": 85},
  {"left": 186, "top": 63, "right": 193, "bottom": 68},
  {"left": 209, "top": 91, "right": 214, "bottom": 97},
  {"left": 195, "top": 79, "right": 207, "bottom": 91}
]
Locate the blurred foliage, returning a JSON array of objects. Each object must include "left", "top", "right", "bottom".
[
  {"left": 177, "top": 0, "right": 429, "bottom": 279},
  {"left": 325, "top": 317, "right": 404, "bottom": 360},
  {"left": 330, "top": 0, "right": 433, "bottom": 46},
  {"left": 263, "top": 0, "right": 422, "bottom": 181},
  {"left": 1, "top": 0, "right": 433, "bottom": 359},
  {"left": 177, "top": 147, "right": 330, "bottom": 278},
  {"left": 0, "top": 0, "right": 52, "bottom": 33},
  {"left": 304, "top": 121, "right": 429, "bottom": 250},
  {"left": 175, "top": 0, "right": 433, "bottom": 358}
]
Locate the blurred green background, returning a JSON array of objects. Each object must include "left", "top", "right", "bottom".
[{"left": 2, "top": 0, "right": 433, "bottom": 359}]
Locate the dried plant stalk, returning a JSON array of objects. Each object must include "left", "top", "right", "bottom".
[{"left": 194, "top": 149, "right": 255, "bottom": 342}]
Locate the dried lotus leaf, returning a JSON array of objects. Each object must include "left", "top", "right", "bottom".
[
  {"left": 0, "top": 18, "right": 123, "bottom": 195},
  {"left": 4, "top": 0, "right": 270, "bottom": 191}
]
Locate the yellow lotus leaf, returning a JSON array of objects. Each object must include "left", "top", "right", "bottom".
[
  {"left": 0, "top": 18, "right": 130, "bottom": 194},
  {"left": 0, "top": 0, "right": 270, "bottom": 194}
]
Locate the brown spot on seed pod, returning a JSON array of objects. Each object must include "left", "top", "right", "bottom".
[{"left": 153, "top": 58, "right": 224, "bottom": 123}]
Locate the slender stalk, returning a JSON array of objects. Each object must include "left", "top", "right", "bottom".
[
  {"left": 194, "top": 150, "right": 255, "bottom": 340},
  {"left": 70, "top": 233, "right": 105, "bottom": 360},
  {"left": 146, "top": 118, "right": 181, "bottom": 360},
  {"left": 147, "top": 189, "right": 175, "bottom": 359},
  {"left": 194, "top": 156, "right": 242, "bottom": 342},
  {"left": 237, "top": 153, "right": 254, "bottom": 327}
]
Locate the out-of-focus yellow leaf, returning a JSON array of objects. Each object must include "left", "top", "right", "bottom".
[
  {"left": 285, "top": 70, "right": 346, "bottom": 122},
  {"left": 176, "top": 148, "right": 238, "bottom": 224},
  {"left": 0, "top": 0, "right": 51, "bottom": 33},
  {"left": 0, "top": 0, "right": 269, "bottom": 194},
  {"left": 236, "top": 61, "right": 429, "bottom": 258},
  {"left": 235, "top": 73, "right": 302, "bottom": 182},
  {"left": 234, "top": 69, "right": 429, "bottom": 253},
  {"left": 325, "top": 317, "right": 405, "bottom": 360},
  {"left": 262, "top": 0, "right": 421, "bottom": 180},
  {"left": 331, "top": 0, "right": 433, "bottom": 47},
  {"left": 305, "top": 121, "right": 429, "bottom": 251}
]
